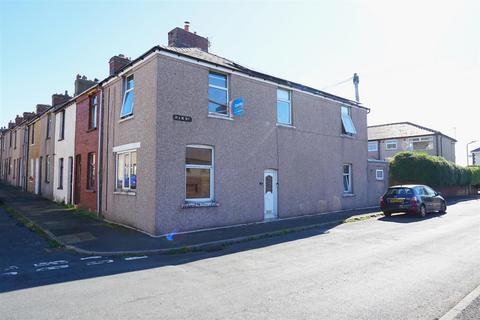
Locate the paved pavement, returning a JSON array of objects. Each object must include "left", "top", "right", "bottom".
[
  {"left": 1, "top": 197, "right": 479, "bottom": 319},
  {"left": 0, "top": 183, "right": 383, "bottom": 255}
]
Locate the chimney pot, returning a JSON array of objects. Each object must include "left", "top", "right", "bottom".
[{"left": 184, "top": 21, "right": 190, "bottom": 32}]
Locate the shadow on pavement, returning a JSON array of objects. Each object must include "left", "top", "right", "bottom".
[{"left": 378, "top": 211, "right": 447, "bottom": 223}]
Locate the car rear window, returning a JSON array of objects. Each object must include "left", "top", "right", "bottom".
[{"left": 386, "top": 188, "right": 414, "bottom": 197}]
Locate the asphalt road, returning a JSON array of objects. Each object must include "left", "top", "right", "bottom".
[{"left": 1, "top": 199, "right": 479, "bottom": 320}]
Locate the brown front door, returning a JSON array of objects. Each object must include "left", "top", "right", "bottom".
[{"left": 74, "top": 155, "right": 81, "bottom": 205}]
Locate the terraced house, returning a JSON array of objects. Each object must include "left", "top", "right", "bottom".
[{"left": 99, "top": 24, "right": 382, "bottom": 236}]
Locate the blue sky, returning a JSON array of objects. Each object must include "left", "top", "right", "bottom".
[{"left": 1, "top": 0, "right": 479, "bottom": 164}]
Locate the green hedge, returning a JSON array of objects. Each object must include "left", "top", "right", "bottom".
[{"left": 389, "top": 152, "right": 480, "bottom": 187}]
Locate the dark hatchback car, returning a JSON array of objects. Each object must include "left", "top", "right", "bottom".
[{"left": 380, "top": 185, "right": 447, "bottom": 217}]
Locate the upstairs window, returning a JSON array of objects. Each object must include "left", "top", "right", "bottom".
[
  {"left": 408, "top": 136, "right": 433, "bottom": 151},
  {"left": 59, "top": 110, "right": 66, "bottom": 140},
  {"left": 46, "top": 113, "right": 52, "bottom": 138},
  {"left": 341, "top": 106, "right": 357, "bottom": 135},
  {"left": 120, "top": 75, "right": 134, "bottom": 118},
  {"left": 14, "top": 130, "right": 17, "bottom": 149},
  {"left": 31, "top": 125, "right": 35, "bottom": 145},
  {"left": 343, "top": 164, "right": 353, "bottom": 194},
  {"left": 208, "top": 72, "right": 229, "bottom": 116},
  {"left": 185, "top": 145, "right": 214, "bottom": 202},
  {"left": 9, "top": 131, "right": 12, "bottom": 148},
  {"left": 87, "top": 152, "right": 96, "bottom": 190},
  {"left": 277, "top": 88, "right": 292, "bottom": 125},
  {"left": 368, "top": 141, "right": 378, "bottom": 152},
  {"left": 385, "top": 140, "right": 398, "bottom": 150},
  {"left": 89, "top": 95, "right": 98, "bottom": 129}
]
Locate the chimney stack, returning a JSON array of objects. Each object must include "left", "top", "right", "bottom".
[
  {"left": 353, "top": 73, "right": 360, "bottom": 103},
  {"left": 23, "top": 112, "right": 35, "bottom": 121},
  {"left": 52, "top": 91, "right": 71, "bottom": 106},
  {"left": 8, "top": 121, "right": 15, "bottom": 129},
  {"left": 168, "top": 22, "right": 209, "bottom": 52},
  {"left": 15, "top": 115, "right": 23, "bottom": 125},
  {"left": 74, "top": 74, "right": 97, "bottom": 95},
  {"left": 36, "top": 104, "right": 50, "bottom": 115},
  {"left": 109, "top": 54, "right": 131, "bottom": 76}
]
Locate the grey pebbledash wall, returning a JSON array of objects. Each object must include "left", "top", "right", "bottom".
[{"left": 103, "top": 52, "right": 375, "bottom": 236}]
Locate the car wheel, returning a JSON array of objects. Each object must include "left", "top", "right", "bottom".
[
  {"left": 383, "top": 211, "right": 392, "bottom": 217},
  {"left": 439, "top": 201, "right": 447, "bottom": 214},
  {"left": 419, "top": 205, "right": 427, "bottom": 218}
]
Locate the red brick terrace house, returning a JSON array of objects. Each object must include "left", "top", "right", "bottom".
[{"left": 74, "top": 75, "right": 100, "bottom": 211}]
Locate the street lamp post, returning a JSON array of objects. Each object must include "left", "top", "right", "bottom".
[{"left": 466, "top": 140, "right": 479, "bottom": 166}]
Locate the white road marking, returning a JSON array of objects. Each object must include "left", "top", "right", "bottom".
[
  {"left": 86, "top": 259, "right": 114, "bottom": 266},
  {"left": 3, "top": 266, "right": 19, "bottom": 271},
  {"left": 35, "top": 265, "right": 69, "bottom": 272},
  {"left": 1, "top": 271, "right": 18, "bottom": 276},
  {"left": 440, "top": 283, "right": 480, "bottom": 320},
  {"left": 34, "top": 260, "right": 68, "bottom": 267},
  {"left": 124, "top": 256, "right": 148, "bottom": 261},
  {"left": 80, "top": 256, "right": 102, "bottom": 260}
]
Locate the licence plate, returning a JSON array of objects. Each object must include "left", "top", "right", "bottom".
[{"left": 389, "top": 198, "right": 404, "bottom": 204}]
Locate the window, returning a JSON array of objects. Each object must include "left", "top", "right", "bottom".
[
  {"left": 343, "top": 164, "right": 352, "bottom": 193},
  {"left": 13, "top": 159, "right": 16, "bottom": 179},
  {"left": 120, "top": 75, "right": 134, "bottom": 118},
  {"left": 115, "top": 150, "right": 137, "bottom": 191},
  {"left": 46, "top": 113, "right": 52, "bottom": 138},
  {"left": 9, "top": 131, "right": 12, "bottom": 148},
  {"left": 208, "top": 72, "right": 229, "bottom": 116},
  {"left": 31, "top": 125, "right": 35, "bottom": 145},
  {"left": 59, "top": 110, "right": 66, "bottom": 140},
  {"left": 341, "top": 106, "right": 357, "bottom": 135},
  {"left": 87, "top": 152, "right": 96, "bottom": 190},
  {"left": 58, "top": 158, "right": 64, "bottom": 189},
  {"left": 14, "top": 130, "right": 17, "bottom": 149},
  {"left": 89, "top": 95, "right": 98, "bottom": 129},
  {"left": 45, "top": 155, "right": 50, "bottom": 183},
  {"left": 277, "top": 88, "right": 292, "bottom": 125},
  {"left": 408, "top": 136, "right": 433, "bottom": 151},
  {"left": 185, "top": 145, "right": 214, "bottom": 202},
  {"left": 375, "top": 169, "right": 384, "bottom": 180},
  {"left": 368, "top": 141, "right": 378, "bottom": 152},
  {"left": 385, "top": 140, "right": 398, "bottom": 150}
]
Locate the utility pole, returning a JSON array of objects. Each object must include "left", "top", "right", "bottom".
[{"left": 353, "top": 73, "right": 360, "bottom": 103}]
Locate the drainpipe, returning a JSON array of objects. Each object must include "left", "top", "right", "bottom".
[{"left": 97, "top": 88, "right": 104, "bottom": 217}]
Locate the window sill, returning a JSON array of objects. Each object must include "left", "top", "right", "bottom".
[
  {"left": 87, "top": 127, "right": 97, "bottom": 133},
  {"left": 341, "top": 134, "right": 356, "bottom": 139},
  {"left": 57, "top": 187, "right": 63, "bottom": 190},
  {"left": 208, "top": 114, "right": 233, "bottom": 121},
  {"left": 276, "top": 123, "right": 296, "bottom": 129},
  {"left": 119, "top": 115, "right": 134, "bottom": 123},
  {"left": 342, "top": 193, "right": 355, "bottom": 197},
  {"left": 113, "top": 191, "right": 136, "bottom": 196},
  {"left": 58, "top": 138, "right": 64, "bottom": 142},
  {"left": 86, "top": 189, "right": 96, "bottom": 193},
  {"left": 182, "top": 202, "right": 219, "bottom": 209}
]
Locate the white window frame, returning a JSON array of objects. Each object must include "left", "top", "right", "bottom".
[
  {"left": 120, "top": 74, "right": 135, "bottom": 119},
  {"left": 368, "top": 141, "right": 378, "bottom": 152},
  {"left": 375, "top": 169, "right": 384, "bottom": 180},
  {"left": 115, "top": 149, "right": 137, "bottom": 192},
  {"left": 408, "top": 136, "right": 433, "bottom": 151},
  {"left": 89, "top": 95, "right": 98, "bottom": 129},
  {"left": 343, "top": 163, "right": 353, "bottom": 194},
  {"left": 385, "top": 139, "right": 398, "bottom": 150},
  {"left": 341, "top": 106, "right": 357, "bottom": 135},
  {"left": 185, "top": 144, "right": 214, "bottom": 203},
  {"left": 208, "top": 72, "right": 230, "bottom": 117},
  {"left": 276, "top": 88, "right": 292, "bottom": 125}
]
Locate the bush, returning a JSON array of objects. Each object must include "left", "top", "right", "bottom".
[{"left": 390, "top": 152, "right": 480, "bottom": 187}]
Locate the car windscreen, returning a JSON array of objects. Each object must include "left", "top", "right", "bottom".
[{"left": 386, "top": 188, "right": 414, "bottom": 197}]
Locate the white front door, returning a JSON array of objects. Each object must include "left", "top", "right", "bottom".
[
  {"left": 264, "top": 169, "right": 278, "bottom": 220},
  {"left": 34, "top": 158, "right": 40, "bottom": 194}
]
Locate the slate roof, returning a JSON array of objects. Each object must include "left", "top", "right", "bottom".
[
  {"left": 368, "top": 122, "right": 457, "bottom": 142},
  {"left": 471, "top": 146, "right": 480, "bottom": 153}
]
